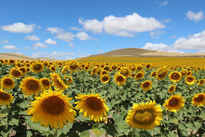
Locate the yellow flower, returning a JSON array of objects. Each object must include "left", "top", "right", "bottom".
[
  {"left": 185, "top": 75, "right": 195, "bottom": 85},
  {"left": 169, "top": 71, "right": 182, "bottom": 83},
  {"left": 135, "top": 71, "right": 144, "bottom": 80},
  {"left": 114, "top": 73, "right": 126, "bottom": 86},
  {"left": 69, "top": 61, "right": 79, "bottom": 72},
  {"left": 0, "top": 89, "right": 13, "bottom": 105},
  {"left": 192, "top": 93, "right": 205, "bottom": 107},
  {"left": 126, "top": 101, "right": 162, "bottom": 130},
  {"left": 141, "top": 80, "right": 152, "bottom": 91},
  {"left": 10, "top": 68, "right": 22, "bottom": 78},
  {"left": 168, "top": 85, "right": 176, "bottom": 94},
  {"left": 20, "top": 77, "right": 41, "bottom": 96},
  {"left": 27, "top": 90, "right": 76, "bottom": 129},
  {"left": 31, "top": 62, "right": 44, "bottom": 73},
  {"left": 75, "top": 94, "right": 109, "bottom": 122},
  {"left": 100, "top": 75, "right": 110, "bottom": 84},
  {"left": 50, "top": 73, "right": 67, "bottom": 91},
  {"left": 40, "top": 78, "right": 51, "bottom": 90},
  {"left": 156, "top": 67, "right": 169, "bottom": 80},
  {"left": 1, "top": 76, "right": 15, "bottom": 90},
  {"left": 119, "top": 67, "right": 131, "bottom": 77},
  {"left": 163, "top": 95, "right": 185, "bottom": 112}
]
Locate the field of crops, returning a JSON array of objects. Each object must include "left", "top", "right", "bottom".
[{"left": 0, "top": 58, "right": 205, "bottom": 137}]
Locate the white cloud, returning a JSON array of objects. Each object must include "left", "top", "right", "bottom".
[
  {"left": 48, "top": 51, "right": 74, "bottom": 59},
  {"left": 56, "top": 32, "right": 74, "bottom": 42},
  {"left": 174, "top": 30, "right": 205, "bottom": 49},
  {"left": 24, "top": 35, "right": 40, "bottom": 41},
  {"left": 33, "top": 42, "right": 47, "bottom": 50},
  {"left": 70, "top": 27, "right": 83, "bottom": 31},
  {"left": 45, "top": 38, "right": 57, "bottom": 45},
  {"left": 1, "top": 22, "right": 35, "bottom": 33},
  {"left": 186, "top": 11, "right": 203, "bottom": 22},
  {"left": 0, "top": 40, "right": 8, "bottom": 44},
  {"left": 3, "top": 45, "right": 18, "bottom": 50},
  {"left": 143, "top": 43, "right": 179, "bottom": 52},
  {"left": 32, "top": 51, "right": 43, "bottom": 58},
  {"left": 76, "top": 32, "right": 90, "bottom": 40},
  {"left": 79, "top": 18, "right": 103, "bottom": 33},
  {"left": 79, "top": 13, "right": 165, "bottom": 37},
  {"left": 69, "top": 43, "right": 75, "bottom": 47},
  {"left": 150, "top": 31, "right": 164, "bottom": 38},
  {"left": 46, "top": 27, "right": 63, "bottom": 34}
]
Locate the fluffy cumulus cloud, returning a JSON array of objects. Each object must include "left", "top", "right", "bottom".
[
  {"left": 32, "top": 42, "right": 47, "bottom": 50},
  {"left": 3, "top": 45, "right": 18, "bottom": 50},
  {"left": 46, "top": 27, "right": 63, "bottom": 34},
  {"left": 186, "top": 11, "right": 204, "bottom": 22},
  {"left": 70, "top": 27, "right": 83, "bottom": 31},
  {"left": 79, "top": 19, "right": 103, "bottom": 33},
  {"left": 45, "top": 38, "right": 57, "bottom": 45},
  {"left": 24, "top": 35, "right": 40, "bottom": 41},
  {"left": 143, "top": 30, "right": 205, "bottom": 52},
  {"left": 79, "top": 13, "right": 165, "bottom": 37},
  {"left": 0, "top": 40, "right": 8, "bottom": 44},
  {"left": 76, "top": 32, "right": 90, "bottom": 40},
  {"left": 1, "top": 22, "right": 36, "bottom": 33}
]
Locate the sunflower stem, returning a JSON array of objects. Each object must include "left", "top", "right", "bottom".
[
  {"left": 54, "top": 129, "right": 58, "bottom": 137},
  {"left": 131, "top": 128, "right": 136, "bottom": 137}
]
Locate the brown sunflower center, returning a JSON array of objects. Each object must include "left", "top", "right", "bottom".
[
  {"left": 20, "top": 68, "right": 26, "bottom": 73},
  {"left": 158, "top": 69, "right": 168, "bottom": 78},
  {"left": 117, "top": 75, "right": 124, "bottom": 82},
  {"left": 195, "top": 95, "right": 204, "bottom": 102},
  {"left": 143, "top": 82, "right": 150, "bottom": 88},
  {"left": 102, "top": 76, "right": 109, "bottom": 82},
  {"left": 12, "top": 70, "right": 21, "bottom": 77},
  {"left": 169, "top": 86, "right": 175, "bottom": 92},
  {"left": 26, "top": 79, "right": 40, "bottom": 91},
  {"left": 42, "top": 79, "right": 50, "bottom": 86},
  {"left": 33, "top": 64, "right": 43, "bottom": 71},
  {"left": 3, "top": 78, "right": 13, "bottom": 86},
  {"left": 134, "top": 109, "right": 155, "bottom": 125},
  {"left": 121, "top": 69, "right": 129, "bottom": 76},
  {"left": 136, "top": 73, "right": 142, "bottom": 78},
  {"left": 171, "top": 73, "right": 180, "bottom": 80},
  {"left": 41, "top": 96, "right": 65, "bottom": 115},
  {"left": 101, "top": 71, "right": 108, "bottom": 75},
  {"left": 187, "top": 77, "right": 194, "bottom": 82},
  {"left": 0, "top": 92, "right": 10, "bottom": 100},
  {"left": 70, "top": 63, "right": 78, "bottom": 70},
  {"left": 85, "top": 97, "right": 102, "bottom": 111},
  {"left": 168, "top": 98, "right": 179, "bottom": 107},
  {"left": 104, "top": 67, "right": 110, "bottom": 71}
]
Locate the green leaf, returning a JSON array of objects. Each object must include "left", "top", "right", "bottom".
[
  {"left": 92, "top": 128, "right": 106, "bottom": 137},
  {"left": 26, "top": 130, "right": 33, "bottom": 137},
  {"left": 10, "top": 118, "right": 19, "bottom": 126},
  {"left": 79, "top": 130, "right": 90, "bottom": 137}
]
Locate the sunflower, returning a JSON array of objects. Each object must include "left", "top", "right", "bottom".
[
  {"left": 1, "top": 76, "right": 15, "bottom": 90},
  {"left": 185, "top": 75, "right": 195, "bottom": 85},
  {"left": 10, "top": 68, "right": 22, "bottom": 78},
  {"left": 100, "top": 70, "right": 108, "bottom": 76},
  {"left": 192, "top": 93, "right": 205, "bottom": 107},
  {"left": 100, "top": 75, "right": 110, "bottom": 84},
  {"left": 0, "top": 90, "right": 13, "bottom": 105},
  {"left": 91, "top": 67, "right": 98, "bottom": 76},
  {"left": 49, "top": 66, "right": 56, "bottom": 72},
  {"left": 50, "top": 73, "right": 67, "bottom": 91},
  {"left": 114, "top": 73, "right": 126, "bottom": 86},
  {"left": 40, "top": 78, "right": 51, "bottom": 90},
  {"left": 111, "top": 64, "right": 117, "bottom": 71},
  {"left": 120, "top": 67, "right": 131, "bottom": 77},
  {"left": 69, "top": 61, "right": 79, "bottom": 72},
  {"left": 180, "top": 69, "right": 188, "bottom": 76},
  {"left": 197, "top": 79, "right": 205, "bottom": 86},
  {"left": 75, "top": 94, "right": 109, "bottom": 122},
  {"left": 141, "top": 80, "right": 152, "bottom": 91},
  {"left": 150, "top": 71, "right": 156, "bottom": 77},
  {"left": 64, "top": 76, "right": 73, "bottom": 84},
  {"left": 145, "top": 64, "right": 152, "bottom": 70},
  {"left": 20, "top": 77, "right": 41, "bottom": 96},
  {"left": 61, "top": 66, "right": 69, "bottom": 74},
  {"left": 19, "top": 67, "right": 27, "bottom": 75},
  {"left": 31, "top": 62, "right": 44, "bottom": 73},
  {"left": 163, "top": 95, "right": 185, "bottom": 112},
  {"left": 8, "top": 59, "right": 15, "bottom": 65},
  {"left": 126, "top": 101, "right": 162, "bottom": 130},
  {"left": 168, "top": 85, "right": 176, "bottom": 94},
  {"left": 156, "top": 67, "right": 169, "bottom": 80},
  {"left": 135, "top": 71, "right": 144, "bottom": 80},
  {"left": 27, "top": 90, "right": 76, "bottom": 129},
  {"left": 169, "top": 71, "right": 182, "bottom": 83}
]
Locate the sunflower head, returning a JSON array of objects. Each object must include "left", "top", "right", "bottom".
[
  {"left": 192, "top": 93, "right": 205, "bottom": 107},
  {"left": 100, "top": 70, "right": 108, "bottom": 76},
  {"left": 75, "top": 94, "right": 109, "bottom": 122},
  {"left": 180, "top": 69, "right": 188, "bottom": 76},
  {"left": 10, "top": 68, "right": 22, "bottom": 78},
  {"left": 168, "top": 85, "right": 176, "bottom": 94},
  {"left": 69, "top": 61, "right": 79, "bottom": 71},
  {"left": 114, "top": 73, "right": 126, "bottom": 86},
  {"left": 50, "top": 73, "right": 67, "bottom": 91},
  {"left": 40, "top": 78, "right": 51, "bottom": 90},
  {"left": 1, "top": 76, "right": 15, "bottom": 90},
  {"left": 20, "top": 77, "right": 42, "bottom": 96},
  {"left": 27, "top": 90, "right": 76, "bottom": 129},
  {"left": 141, "top": 80, "right": 152, "bottom": 91},
  {"left": 151, "top": 71, "right": 157, "bottom": 77},
  {"left": 163, "top": 94, "right": 185, "bottom": 112},
  {"left": 169, "top": 71, "right": 182, "bottom": 83},
  {"left": 135, "top": 71, "right": 144, "bottom": 80},
  {"left": 156, "top": 67, "right": 169, "bottom": 80},
  {"left": 197, "top": 79, "right": 205, "bottom": 86},
  {"left": 100, "top": 75, "right": 110, "bottom": 84},
  {"left": 145, "top": 64, "right": 152, "bottom": 70},
  {"left": 185, "top": 75, "right": 195, "bottom": 85},
  {"left": 0, "top": 90, "right": 13, "bottom": 105},
  {"left": 64, "top": 76, "right": 73, "bottom": 84},
  {"left": 19, "top": 67, "right": 27, "bottom": 75},
  {"left": 120, "top": 67, "right": 131, "bottom": 77},
  {"left": 126, "top": 101, "right": 162, "bottom": 130},
  {"left": 31, "top": 62, "right": 44, "bottom": 73}
]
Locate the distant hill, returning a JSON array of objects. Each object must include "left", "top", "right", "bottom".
[
  {"left": 0, "top": 53, "right": 58, "bottom": 61},
  {"left": 87, "top": 48, "right": 205, "bottom": 57}
]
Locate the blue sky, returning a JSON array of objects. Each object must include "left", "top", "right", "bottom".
[{"left": 0, "top": 0, "right": 205, "bottom": 59}]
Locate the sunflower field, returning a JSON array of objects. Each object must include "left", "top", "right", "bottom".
[{"left": 0, "top": 58, "right": 205, "bottom": 137}]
